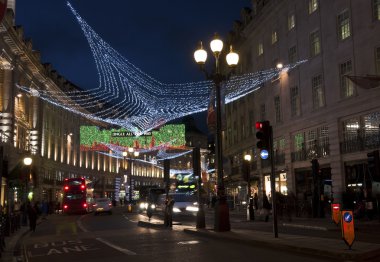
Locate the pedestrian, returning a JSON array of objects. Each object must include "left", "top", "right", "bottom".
[
  {"left": 41, "top": 200, "right": 48, "bottom": 220},
  {"left": 263, "top": 191, "right": 271, "bottom": 222},
  {"left": 165, "top": 196, "right": 175, "bottom": 227},
  {"left": 27, "top": 202, "right": 38, "bottom": 232},
  {"left": 253, "top": 193, "right": 258, "bottom": 210}
]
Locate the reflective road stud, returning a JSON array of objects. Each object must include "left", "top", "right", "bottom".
[{"left": 341, "top": 210, "right": 355, "bottom": 249}]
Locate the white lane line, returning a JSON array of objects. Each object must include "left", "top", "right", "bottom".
[
  {"left": 96, "top": 237, "right": 137, "bottom": 255},
  {"left": 77, "top": 219, "right": 89, "bottom": 232}
]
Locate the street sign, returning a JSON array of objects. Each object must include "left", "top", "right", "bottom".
[
  {"left": 260, "top": 149, "right": 269, "bottom": 160},
  {"left": 341, "top": 210, "right": 355, "bottom": 249},
  {"left": 331, "top": 203, "right": 340, "bottom": 225}
]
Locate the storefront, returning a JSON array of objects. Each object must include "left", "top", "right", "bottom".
[{"left": 264, "top": 172, "right": 288, "bottom": 196}]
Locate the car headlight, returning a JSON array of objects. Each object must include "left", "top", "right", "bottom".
[
  {"left": 186, "top": 206, "right": 199, "bottom": 212},
  {"left": 139, "top": 202, "right": 147, "bottom": 209},
  {"left": 150, "top": 204, "right": 156, "bottom": 209},
  {"left": 173, "top": 207, "right": 181, "bottom": 213}
]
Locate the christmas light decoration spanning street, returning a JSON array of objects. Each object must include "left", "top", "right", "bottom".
[{"left": 17, "top": 2, "right": 306, "bottom": 136}]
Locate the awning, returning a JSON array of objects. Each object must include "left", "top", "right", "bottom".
[{"left": 345, "top": 75, "right": 380, "bottom": 89}]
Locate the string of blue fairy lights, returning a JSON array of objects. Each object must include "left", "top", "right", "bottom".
[{"left": 17, "top": 1, "right": 306, "bottom": 136}]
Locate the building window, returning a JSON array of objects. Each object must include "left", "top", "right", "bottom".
[
  {"left": 373, "top": 0, "right": 380, "bottom": 20},
  {"left": 338, "top": 10, "right": 351, "bottom": 40},
  {"left": 274, "top": 96, "right": 282, "bottom": 123},
  {"left": 288, "top": 45, "right": 297, "bottom": 64},
  {"left": 290, "top": 86, "right": 300, "bottom": 117},
  {"left": 288, "top": 13, "right": 295, "bottom": 30},
  {"left": 271, "top": 31, "right": 278, "bottom": 44},
  {"left": 312, "top": 74, "right": 325, "bottom": 109},
  {"left": 294, "top": 133, "right": 304, "bottom": 151},
  {"left": 340, "top": 60, "right": 354, "bottom": 98},
  {"left": 308, "top": 0, "right": 318, "bottom": 14},
  {"left": 376, "top": 47, "right": 380, "bottom": 74},
  {"left": 258, "top": 42, "right": 264, "bottom": 56},
  {"left": 260, "top": 104, "right": 266, "bottom": 121},
  {"left": 310, "top": 30, "right": 321, "bottom": 57}
]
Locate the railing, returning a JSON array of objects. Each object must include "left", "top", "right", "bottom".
[
  {"left": 291, "top": 144, "right": 330, "bottom": 162},
  {"left": 340, "top": 134, "right": 380, "bottom": 154}
]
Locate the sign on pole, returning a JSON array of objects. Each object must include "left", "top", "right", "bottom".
[{"left": 341, "top": 210, "right": 355, "bottom": 249}]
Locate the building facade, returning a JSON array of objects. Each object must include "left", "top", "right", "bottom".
[{"left": 223, "top": 0, "right": 380, "bottom": 213}]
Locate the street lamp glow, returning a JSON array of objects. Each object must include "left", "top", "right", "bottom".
[
  {"left": 128, "top": 147, "right": 134, "bottom": 153},
  {"left": 244, "top": 154, "right": 251, "bottom": 162},
  {"left": 226, "top": 45, "right": 239, "bottom": 67},
  {"left": 134, "top": 151, "right": 140, "bottom": 157},
  {"left": 210, "top": 33, "right": 223, "bottom": 54},
  {"left": 23, "top": 157, "right": 32, "bottom": 166},
  {"left": 194, "top": 41, "right": 208, "bottom": 65},
  {"left": 122, "top": 151, "right": 128, "bottom": 157},
  {"left": 276, "top": 62, "right": 283, "bottom": 69}
]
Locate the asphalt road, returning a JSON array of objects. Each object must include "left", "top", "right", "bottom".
[{"left": 20, "top": 207, "right": 334, "bottom": 262}]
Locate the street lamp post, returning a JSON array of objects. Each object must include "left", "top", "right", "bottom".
[
  {"left": 122, "top": 151, "right": 128, "bottom": 204},
  {"left": 194, "top": 33, "right": 239, "bottom": 232},
  {"left": 126, "top": 147, "right": 139, "bottom": 204},
  {"left": 244, "top": 154, "right": 254, "bottom": 221},
  {"left": 22, "top": 156, "right": 32, "bottom": 226}
]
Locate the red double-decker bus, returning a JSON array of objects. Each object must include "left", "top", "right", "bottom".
[{"left": 62, "top": 177, "right": 93, "bottom": 214}]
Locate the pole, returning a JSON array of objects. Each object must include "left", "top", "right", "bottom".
[
  {"left": 194, "top": 147, "right": 205, "bottom": 228},
  {"left": 128, "top": 158, "right": 132, "bottom": 203},
  {"left": 214, "top": 77, "right": 230, "bottom": 232},
  {"left": 269, "top": 126, "right": 278, "bottom": 238},
  {"left": 246, "top": 162, "right": 254, "bottom": 221}
]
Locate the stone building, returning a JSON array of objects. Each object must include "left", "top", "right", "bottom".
[{"left": 223, "top": 0, "right": 380, "bottom": 213}]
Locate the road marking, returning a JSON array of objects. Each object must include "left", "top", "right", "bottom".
[
  {"left": 177, "top": 240, "right": 200, "bottom": 245},
  {"left": 77, "top": 219, "right": 88, "bottom": 232},
  {"left": 123, "top": 214, "right": 138, "bottom": 222},
  {"left": 95, "top": 238, "right": 137, "bottom": 255},
  {"left": 282, "top": 223, "right": 328, "bottom": 231}
]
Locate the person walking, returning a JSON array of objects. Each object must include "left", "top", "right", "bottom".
[
  {"left": 263, "top": 192, "right": 271, "bottom": 222},
  {"left": 165, "top": 196, "right": 175, "bottom": 227},
  {"left": 27, "top": 202, "right": 38, "bottom": 232}
]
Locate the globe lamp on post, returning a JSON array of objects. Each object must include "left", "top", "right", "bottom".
[{"left": 194, "top": 33, "right": 239, "bottom": 232}]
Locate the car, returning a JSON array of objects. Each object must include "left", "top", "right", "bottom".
[
  {"left": 93, "top": 198, "right": 112, "bottom": 215},
  {"left": 157, "top": 192, "right": 199, "bottom": 216}
]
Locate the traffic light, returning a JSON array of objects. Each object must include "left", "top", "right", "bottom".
[
  {"left": 255, "top": 121, "right": 270, "bottom": 150},
  {"left": 367, "top": 150, "right": 380, "bottom": 178}
]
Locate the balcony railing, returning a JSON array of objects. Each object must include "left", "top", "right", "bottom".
[
  {"left": 291, "top": 144, "right": 330, "bottom": 162},
  {"left": 340, "top": 134, "right": 380, "bottom": 154}
]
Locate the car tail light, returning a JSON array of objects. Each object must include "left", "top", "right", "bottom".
[
  {"left": 93, "top": 203, "right": 97, "bottom": 207},
  {"left": 81, "top": 185, "right": 86, "bottom": 190},
  {"left": 108, "top": 203, "right": 112, "bottom": 206},
  {"left": 83, "top": 203, "right": 87, "bottom": 208},
  {"left": 64, "top": 186, "right": 69, "bottom": 190},
  {"left": 63, "top": 205, "right": 68, "bottom": 209}
]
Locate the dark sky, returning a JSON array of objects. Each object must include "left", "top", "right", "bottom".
[{"left": 15, "top": 0, "right": 251, "bottom": 131}]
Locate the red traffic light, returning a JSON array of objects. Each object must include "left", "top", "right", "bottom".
[{"left": 255, "top": 121, "right": 270, "bottom": 149}]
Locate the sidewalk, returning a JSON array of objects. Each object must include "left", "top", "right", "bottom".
[
  {"left": 183, "top": 227, "right": 380, "bottom": 261},
  {"left": 1, "top": 218, "right": 44, "bottom": 262},
  {"left": 138, "top": 209, "right": 380, "bottom": 261},
  {"left": 1, "top": 225, "right": 29, "bottom": 262}
]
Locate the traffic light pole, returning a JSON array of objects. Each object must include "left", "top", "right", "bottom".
[{"left": 269, "top": 126, "right": 278, "bottom": 238}]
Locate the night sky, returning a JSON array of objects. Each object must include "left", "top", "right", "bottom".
[{"left": 15, "top": 0, "right": 251, "bottom": 131}]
